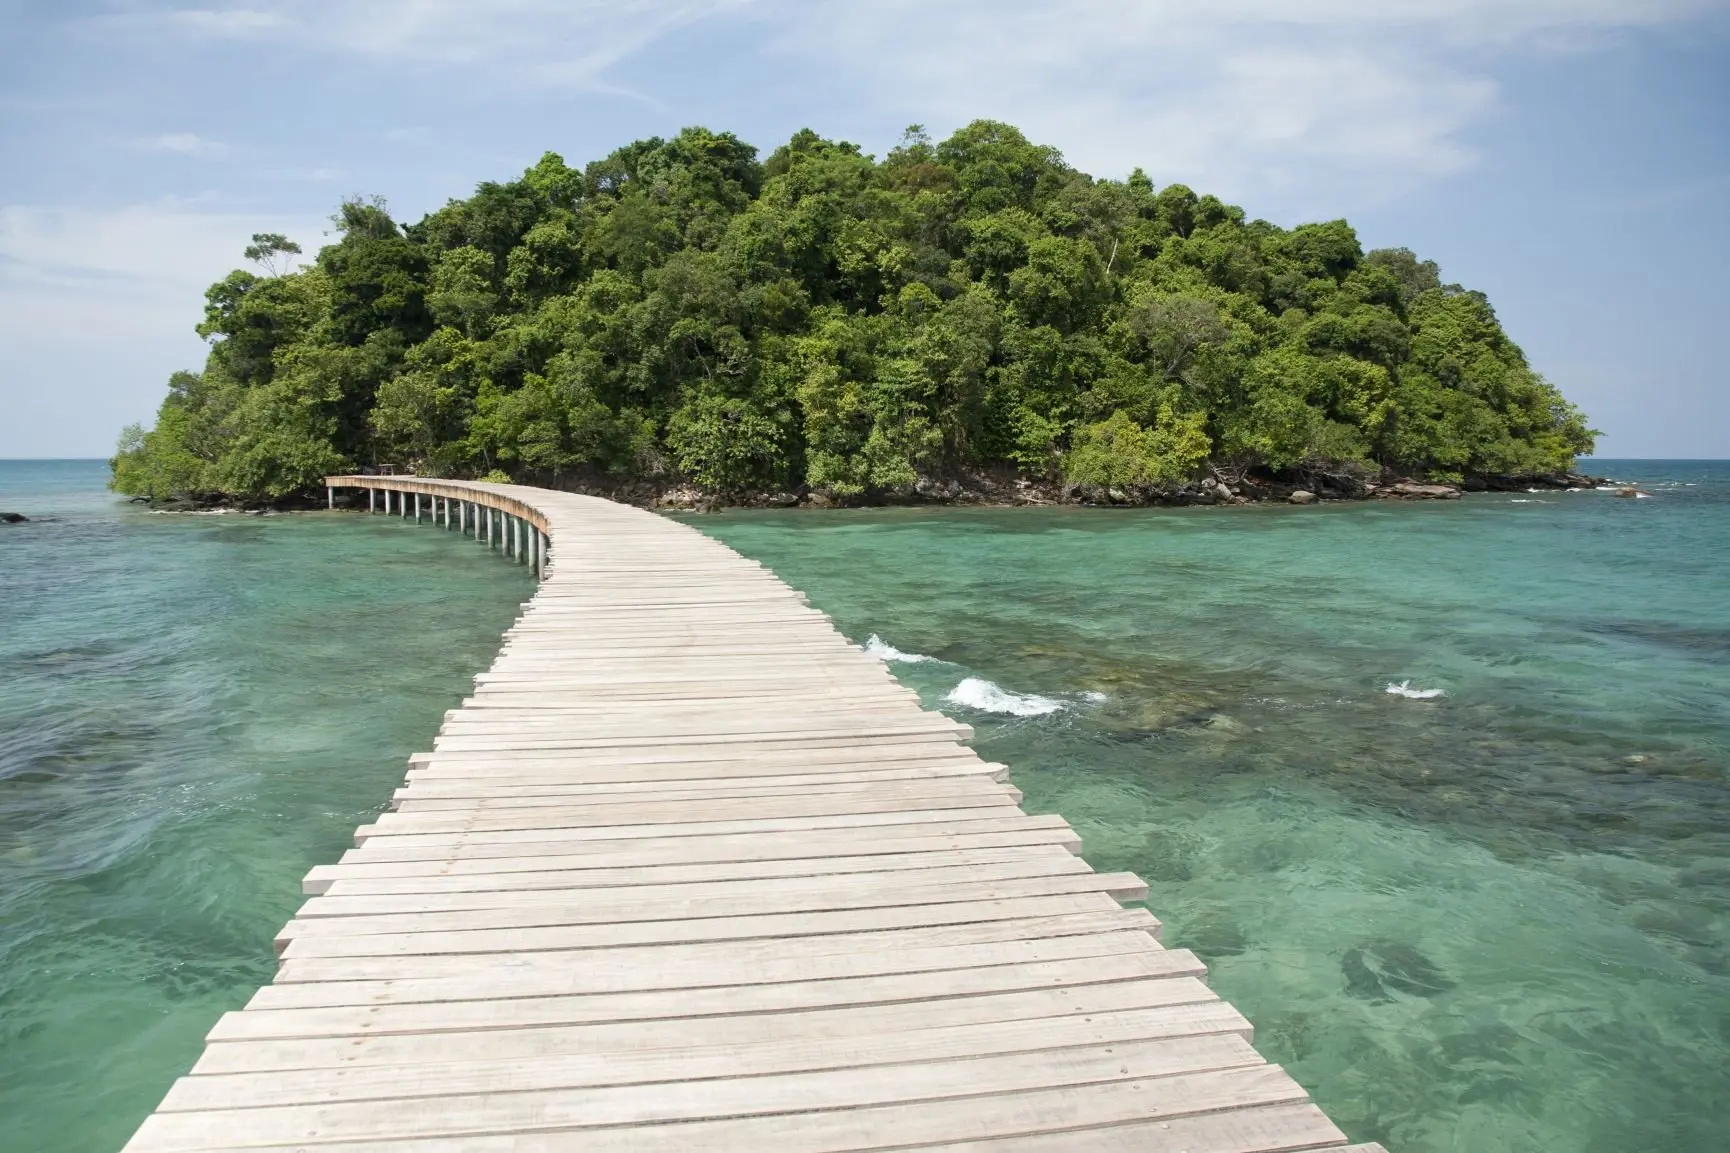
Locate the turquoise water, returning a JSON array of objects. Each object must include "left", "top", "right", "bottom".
[
  {"left": 1, "top": 461, "right": 1726, "bottom": 1152},
  {"left": 0, "top": 460, "right": 533, "bottom": 1153},
  {"left": 688, "top": 465, "right": 1730, "bottom": 1153}
]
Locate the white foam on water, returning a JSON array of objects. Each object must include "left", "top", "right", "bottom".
[
  {"left": 1510, "top": 499, "right": 1548, "bottom": 504},
  {"left": 1386, "top": 680, "right": 1446, "bottom": 700},
  {"left": 862, "top": 634, "right": 937, "bottom": 663},
  {"left": 945, "top": 677, "right": 1065, "bottom": 717},
  {"left": 1081, "top": 690, "right": 1108, "bottom": 704}
]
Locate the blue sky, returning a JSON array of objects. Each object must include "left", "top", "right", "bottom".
[{"left": 1, "top": 0, "right": 1727, "bottom": 459}]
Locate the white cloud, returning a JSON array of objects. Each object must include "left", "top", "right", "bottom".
[
  {"left": 163, "top": 7, "right": 283, "bottom": 37},
  {"left": 756, "top": 0, "right": 1711, "bottom": 209},
  {"left": 0, "top": 204, "right": 325, "bottom": 440},
  {"left": 0, "top": 203, "right": 308, "bottom": 454},
  {"left": 0, "top": 203, "right": 283, "bottom": 314},
  {"left": 137, "top": 131, "right": 226, "bottom": 155},
  {"left": 108, "top": 0, "right": 1712, "bottom": 210},
  {"left": 121, "top": 1, "right": 750, "bottom": 84}
]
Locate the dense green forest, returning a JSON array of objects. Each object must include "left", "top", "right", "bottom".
[{"left": 111, "top": 121, "right": 1594, "bottom": 504}]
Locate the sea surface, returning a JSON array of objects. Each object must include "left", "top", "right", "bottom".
[
  {"left": 0, "top": 460, "right": 535, "bottom": 1153},
  {"left": 2, "top": 459, "right": 1728, "bottom": 1152}
]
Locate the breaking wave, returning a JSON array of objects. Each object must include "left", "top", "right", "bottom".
[
  {"left": 945, "top": 677, "right": 1065, "bottom": 716},
  {"left": 862, "top": 634, "right": 937, "bottom": 663},
  {"left": 1386, "top": 680, "right": 1446, "bottom": 700}
]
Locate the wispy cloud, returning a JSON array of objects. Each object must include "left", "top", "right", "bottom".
[
  {"left": 0, "top": 202, "right": 321, "bottom": 340},
  {"left": 136, "top": 131, "right": 226, "bottom": 155},
  {"left": 100, "top": 0, "right": 1716, "bottom": 209},
  {"left": 757, "top": 0, "right": 1714, "bottom": 208},
  {"left": 262, "top": 166, "right": 343, "bottom": 182},
  {"left": 109, "top": 1, "right": 750, "bottom": 86},
  {"left": 160, "top": 7, "right": 284, "bottom": 37},
  {"left": 0, "top": 200, "right": 320, "bottom": 455}
]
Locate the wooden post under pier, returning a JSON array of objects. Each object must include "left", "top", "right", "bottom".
[{"left": 120, "top": 474, "right": 1376, "bottom": 1153}]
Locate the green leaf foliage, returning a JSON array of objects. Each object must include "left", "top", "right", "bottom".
[{"left": 112, "top": 123, "right": 1595, "bottom": 504}]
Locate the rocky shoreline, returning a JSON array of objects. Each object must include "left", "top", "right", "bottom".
[
  {"left": 135, "top": 468, "right": 1608, "bottom": 515},
  {"left": 524, "top": 468, "right": 1607, "bottom": 513}
]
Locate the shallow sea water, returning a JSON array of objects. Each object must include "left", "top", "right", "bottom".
[
  {"left": 690, "top": 463, "right": 1730, "bottom": 1153},
  {"left": 0, "top": 460, "right": 533, "bottom": 1153},
  {"left": 0, "top": 459, "right": 1726, "bottom": 1151}
]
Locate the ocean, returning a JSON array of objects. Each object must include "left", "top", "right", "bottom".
[{"left": 2, "top": 458, "right": 1727, "bottom": 1151}]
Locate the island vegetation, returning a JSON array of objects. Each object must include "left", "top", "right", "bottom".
[{"left": 111, "top": 121, "right": 1595, "bottom": 507}]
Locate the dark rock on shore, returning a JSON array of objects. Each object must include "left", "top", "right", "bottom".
[
  {"left": 282, "top": 460, "right": 1599, "bottom": 515},
  {"left": 579, "top": 469, "right": 1476, "bottom": 510},
  {"left": 1465, "top": 471, "right": 1602, "bottom": 492},
  {"left": 1367, "top": 482, "right": 1462, "bottom": 501}
]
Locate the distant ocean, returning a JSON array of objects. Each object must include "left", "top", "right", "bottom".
[{"left": 3, "top": 458, "right": 1728, "bottom": 1151}]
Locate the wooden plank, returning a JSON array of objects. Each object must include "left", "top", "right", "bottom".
[
  {"left": 162, "top": 1003, "right": 1257, "bottom": 1111},
  {"left": 277, "top": 903, "right": 1157, "bottom": 962},
  {"left": 353, "top": 806, "right": 1040, "bottom": 849},
  {"left": 909, "top": 1103, "right": 1349, "bottom": 1152},
  {"left": 388, "top": 762, "right": 1010, "bottom": 802},
  {"left": 131, "top": 1100, "right": 1346, "bottom": 1153},
  {"left": 291, "top": 860, "right": 1129, "bottom": 919},
  {"left": 273, "top": 874, "right": 1150, "bottom": 952},
  {"left": 388, "top": 776, "right": 1022, "bottom": 812},
  {"left": 126, "top": 1042, "right": 1290, "bottom": 1149},
  {"left": 305, "top": 826, "right": 1084, "bottom": 890},
  {"left": 210, "top": 953, "right": 1212, "bottom": 1043},
  {"left": 309, "top": 843, "right": 1079, "bottom": 895},
  {"left": 344, "top": 814, "right": 1078, "bottom": 862},
  {"left": 256, "top": 936, "right": 1205, "bottom": 1008},
  {"left": 356, "top": 796, "right": 1025, "bottom": 840},
  {"left": 194, "top": 976, "right": 1229, "bottom": 1073}
]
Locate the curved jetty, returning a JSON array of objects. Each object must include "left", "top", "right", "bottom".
[{"left": 123, "top": 477, "right": 1383, "bottom": 1153}]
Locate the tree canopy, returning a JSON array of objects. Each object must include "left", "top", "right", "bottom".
[{"left": 112, "top": 121, "right": 1594, "bottom": 503}]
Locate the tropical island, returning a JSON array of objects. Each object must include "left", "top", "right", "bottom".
[{"left": 111, "top": 121, "right": 1596, "bottom": 509}]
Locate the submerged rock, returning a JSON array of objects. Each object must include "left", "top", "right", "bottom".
[
  {"left": 0, "top": 512, "right": 27, "bottom": 523},
  {"left": 1180, "top": 914, "right": 1249, "bottom": 958},
  {"left": 1388, "top": 482, "right": 1462, "bottom": 500},
  {"left": 1341, "top": 939, "right": 1456, "bottom": 1000},
  {"left": 1341, "top": 947, "right": 1389, "bottom": 1002}
]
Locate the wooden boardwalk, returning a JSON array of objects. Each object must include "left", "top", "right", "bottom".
[{"left": 123, "top": 477, "right": 1383, "bottom": 1153}]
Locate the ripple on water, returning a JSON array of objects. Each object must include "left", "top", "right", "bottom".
[
  {"left": 0, "top": 461, "right": 535, "bottom": 1153},
  {"left": 692, "top": 466, "right": 1730, "bottom": 1153}
]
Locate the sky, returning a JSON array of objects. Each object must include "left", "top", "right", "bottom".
[{"left": 1, "top": 0, "right": 1727, "bottom": 460}]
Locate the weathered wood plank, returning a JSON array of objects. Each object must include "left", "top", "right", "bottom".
[
  {"left": 127, "top": 1042, "right": 1289, "bottom": 1149},
  {"left": 208, "top": 954, "right": 1214, "bottom": 1043},
  {"left": 193, "top": 976, "right": 1229, "bottom": 1073},
  {"left": 258, "top": 935, "right": 1205, "bottom": 1007},
  {"left": 308, "top": 843, "right": 1076, "bottom": 895}
]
